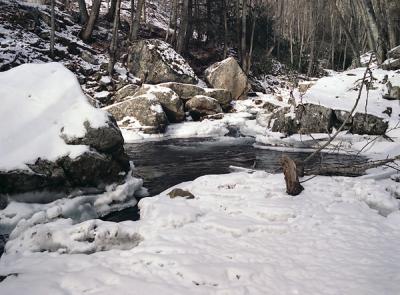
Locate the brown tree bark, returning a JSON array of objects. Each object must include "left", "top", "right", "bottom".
[
  {"left": 281, "top": 155, "right": 304, "bottom": 196},
  {"left": 80, "top": 0, "right": 102, "bottom": 42},
  {"left": 108, "top": 0, "right": 121, "bottom": 75},
  {"left": 77, "top": 0, "right": 89, "bottom": 25}
]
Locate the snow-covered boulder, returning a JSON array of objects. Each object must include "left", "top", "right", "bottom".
[
  {"left": 388, "top": 45, "right": 400, "bottom": 59},
  {"left": 0, "top": 63, "right": 129, "bottom": 197},
  {"left": 159, "top": 82, "right": 232, "bottom": 109},
  {"left": 185, "top": 95, "right": 223, "bottom": 121},
  {"left": 113, "top": 84, "right": 140, "bottom": 103},
  {"left": 127, "top": 39, "right": 198, "bottom": 84},
  {"left": 134, "top": 84, "right": 185, "bottom": 123},
  {"left": 105, "top": 94, "right": 168, "bottom": 133},
  {"left": 205, "top": 57, "right": 249, "bottom": 100}
]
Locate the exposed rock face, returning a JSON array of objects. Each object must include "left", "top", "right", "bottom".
[
  {"left": 270, "top": 107, "right": 299, "bottom": 135},
  {"left": 0, "top": 116, "right": 129, "bottom": 197},
  {"left": 185, "top": 95, "right": 223, "bottom": 121},
  {"left": 382, "top": 58, "right": 400, "bottom": 70},
  {"left": 127, "top": 39, "right": 198, "bottom": 84},
  {"left": 352, "top": 113, "right": 389, "bottom": 135},
  {"left": 134, "top": 85, "right": 185, "bottom": 123},
  {"left": 295, "top": 104, "right": 334, "bottom": 134},
  {"left": 388, "top": 45, "right": 400, "bottom": 59},
  {"left": 158, "top": 82, "right": 232, "bottom": 110},
  {"left": 268, "top": 104, "right": 388, "bottom": 136},
  {"left": 113, "top": 84, "right": 140, "bottom": 103},
  {"left": 204, "top": 57, "right": 249, "bottom": 100},
  {"left": 105, "top": 94, "right": 168, "bottom": 133}
]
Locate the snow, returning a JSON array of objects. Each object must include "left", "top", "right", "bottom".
[
  {"left": 0, "top": 172, "right": 146, "bottom": 236},
  {"left": 0, "top": 63, "right": 109, "bottom": 171},
  {"left": 300, "top": 67, "right": 400, "bottom": 120},
  {"left": 1, "top": 172, "right": 399, "bottom": 294}
]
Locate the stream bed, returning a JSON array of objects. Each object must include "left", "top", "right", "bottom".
[{"left": 103, "top": 136, "right": 366, "bottom": 222}]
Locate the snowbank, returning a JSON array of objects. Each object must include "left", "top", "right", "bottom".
[
  {"left": 301, "top": 67, "right": 400, "bottom": 120},
  {"left": 0, "top": 62, "right": 109, "bottom": 171},
  {"left": 1, "top": 172, "right": 399, "bottom": 294}
]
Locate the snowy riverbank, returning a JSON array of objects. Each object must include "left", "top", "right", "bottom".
[{"left": 1, "top": 172, "right": 400, "bottom": 294}]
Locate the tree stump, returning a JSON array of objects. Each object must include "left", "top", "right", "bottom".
[{"left": 281, "top": 155, "right": 304, "bottom": 196}]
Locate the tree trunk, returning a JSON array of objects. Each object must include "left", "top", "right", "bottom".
[
  {"left": 177, "top": 0, "right": 189, "bottom": 53},
  {"left": 331, "top": 1, "right": 361, "bottom": 67},
  {"left": 80, "top": 0, "right": 102, "bottom": 42},
  {"left": 105, "top": 0, "right": 117, "bottom": 22},
  {"left": 108, "top": 0, "right": 121, "bottom": 75},
  {"left": 281, "top": 155, "right": 304, "bottom": 196},
  {"left": 50, "top": 0, "right": 55, "bottom": 58},
  {"left": 223, "top": 0, "right": 228, "bottom": 59},
  {"left": 241, "top": 0, "right": 247, "bottom": 69},
  {"left": 130, "top": 0, "right": 145, "bottom": 41},
  {"left": 77, "top": 0, "right": 89, "bottom": 25}
]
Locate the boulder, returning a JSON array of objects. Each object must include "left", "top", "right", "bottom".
[
  {"left": 382, "top": 58, "right": 400, "bottom": 70},
  {"left": 158, "top": 82, "right": 205, "bottom": 100},
  {"left": 0, "top": 63, "right": 130, "bottom": 197},
  {"left": 0, "top": 117, "right": 130, "bottom": 197},
  {"left": 134, "top": 84, "right": 185, "bottom": 123},
  {"left": 185, "top": 95, "right": 223, "bottom": 121},
  {"left": 333, "top": 109, "right": 353, "bottom": 130},
  {"left": 105, "top": 94, "right": 168, "bottom": 133},
  {"left": 113, "top": 84, "right": 139, "bottom": 103},
  {"left": 158, "top": 82, "right": 232, "bottom": 110},
  {"left": 127, "top": 39, "right": 198, "bottom": 84},
  {"left": 351, "top": 113, "right": 388, "bottom": 135},
  {"left": 295, "top": 104, "right": 334, "bottom": 134},
  {"left": 388, "top": 45, "right": 400, "bottom": 60},
  {"left": 204, "top": 57, "right": 249, "bottom": 100},
  {"left": 270, "top": 107, "right": 299, "bottom": 135}
]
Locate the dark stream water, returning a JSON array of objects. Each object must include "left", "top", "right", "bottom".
[{"left": 102, "top": 137, "right": 366, "bottom": 222}]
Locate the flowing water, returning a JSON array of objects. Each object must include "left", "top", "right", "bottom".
[{"left": 102, "top": 136, "right": 366, "bottom": 222}]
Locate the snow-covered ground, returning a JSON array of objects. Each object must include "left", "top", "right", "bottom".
[{"left": 1, "top": 172, "right": 399, "bottom": 294}]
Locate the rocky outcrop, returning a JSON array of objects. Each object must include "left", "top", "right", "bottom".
[
  {"left": 158, "top": 82, "right": 232, "bottom": 110},
  {"left": 204, "top": 57, "right": 249, "bottom": 100},
  {"left": 134, "top": 85, "right": 185, "bottom": 123},
  {"left": 352, "top": 113, "right": 389, "bottom": 135},
  {"left": 296, "top": 104, "right": 334, "bottom": 134},
  {"left": 105, "top": 94, "right": 168, "bottom": 133},
  {"left": 268, "top": 103, "right": 388, "bottom": 136},
  {"left": 127, "top": 39, "right": 198, "bottom": 84},
  {"left": 185, "top": 95, "right": 223, "bottom": 121},
  {"left": 0, "top": 116, "right": 129, "bottom": 197},
  {"left": 113, "top": 84, "right": 140, "bottom": 103},
  {"left": 382, "top": 46, "right": 400, "bottom": 70}
]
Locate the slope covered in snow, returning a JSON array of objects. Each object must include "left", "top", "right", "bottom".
[
  {"left": 1, "top": 172, "right": 399, "bottom": 294},
  {"left": 0, "top": 62, "right": 108, "bottom": 170}
]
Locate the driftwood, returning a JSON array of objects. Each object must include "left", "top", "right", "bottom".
[{"left": 281, "top": 155, "right": 304, "bottom": 196}]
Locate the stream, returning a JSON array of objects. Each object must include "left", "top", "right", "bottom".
[{"left": 102, "top": 136, "right": 366, "bottom": 222}]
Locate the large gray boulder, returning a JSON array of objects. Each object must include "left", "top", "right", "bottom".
[
  {"left": 204, "top": 57, "right": 249, "bottom": 100},
  {"left": 113, "top": 84, "right": 140, "bottom": 103},
  {"left": 127, "top": 39, "right": 198, "bottom": 84},
  {"left": 105, "top": 94, "right": 168, "bottom": 133},
  {"left": 295, "top": 104, "right": 334, "bottom": 134},
  {"left": 388, "top": 45, "right": 400, "bottom": 59},
  {"left": 134, "top": 84, "right": 185, "bottom": 123},
  {"left": 351, "top": 113, "right": 388, "bottom": 135},
  {"left": 185, "top": 95, "right": 223, "bottom": 121},
  {"left": 0, "top": 116, "right": 129, "bottom": 197},
  {"left": 268, "top": 103, "right": 388, "bottom": 136},
  {"left": 158, "top": 82, "right": 232, "bottom": 110}
]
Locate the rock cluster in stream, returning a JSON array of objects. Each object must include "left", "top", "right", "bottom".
[{"left": 257, "top": 103, "right": 389, "bottom": 136}]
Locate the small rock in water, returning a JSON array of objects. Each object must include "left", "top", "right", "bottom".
[{"left": 168, "top": 188, "right": 195, "bottom": 199}]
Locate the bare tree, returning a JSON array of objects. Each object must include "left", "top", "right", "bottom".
[{"left": 80, "top": 0, "right": 102, "bottom": 42}]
